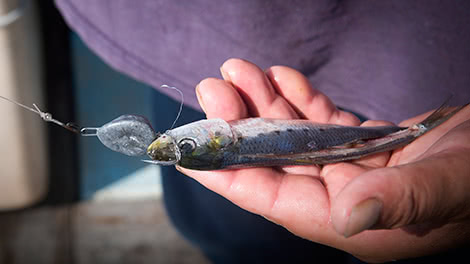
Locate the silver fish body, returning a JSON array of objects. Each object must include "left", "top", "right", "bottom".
[{"left": 146, "top": 101, "right": 467, "bottom": 170}]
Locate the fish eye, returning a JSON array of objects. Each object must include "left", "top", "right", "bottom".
[{"left": 178, "top": 138, "right": 197, "bottom": 153}]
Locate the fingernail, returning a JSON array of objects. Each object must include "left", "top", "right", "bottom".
[
  {"left": 195, "top": 84, "right": 206, "bottom": 112},
  {"left": 220, "top": 66, "right": 231, "bottom": 81},
  {"left": 344, "top": 198, "right": 382, "bottom": 238}
]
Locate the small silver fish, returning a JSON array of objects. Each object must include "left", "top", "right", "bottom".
[{"left": 145, "top": 100, "right": 468, "bottom": 170}]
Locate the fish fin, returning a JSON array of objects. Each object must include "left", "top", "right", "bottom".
[
  {"left": 418, "top": 97, "right": 469, "bottom": 132},
  {"left": 307, "top": 139, "right": 366, "bottom": 151},
  {"left": 330, "top": 140, "right": 368, "bottom": 149}
]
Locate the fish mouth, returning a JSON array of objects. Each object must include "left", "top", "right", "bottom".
[
  {"left": 146, "top": 134, "right": 181, "bottom": 164},
  {"left": 142, "top": 159, "right": 178, "bottom": 166}
]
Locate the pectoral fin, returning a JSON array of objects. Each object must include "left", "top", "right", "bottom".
[{"left": 307, "top": 139, "right": 365, "bottom": 151}]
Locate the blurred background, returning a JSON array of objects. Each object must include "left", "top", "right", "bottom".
[{"left": 0, "top": 1, "right": 208, "bottom": 263}]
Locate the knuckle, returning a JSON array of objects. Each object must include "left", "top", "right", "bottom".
[{"left": 385, "top": 172, "right": 432, "bottom": 228}]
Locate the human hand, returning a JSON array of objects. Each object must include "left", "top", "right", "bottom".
[{"left": 179, "top": 58, "right": 470, "bottom": 262}]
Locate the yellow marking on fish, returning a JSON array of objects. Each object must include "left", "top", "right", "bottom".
[
  {"left": 207, "top": 138, "right": 222, "bottom": 151},
  {"left": 147, "top": 140, "right": 159, "bottom": 152},
  {"left": 207, "top": 135, "right": 231, "bottom": 151}
]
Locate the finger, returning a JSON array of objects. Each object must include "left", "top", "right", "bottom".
[
  {"left": 191, "top": 71, "right": 330, "bottom": 228},
  {"left": 352, "top": 120, "right": 396, "bottom": 168},
  {"left": 321, "top": 120, "right": 397, "bottom": 200},
  {"left": 320, "top": 163, "right": 367, "bottom": 203},
  {"left": 192, "top": 61, "right": 323, "bottom": 224},
  {"left": 220, "top": 58, "right": 298, "bottom": 119},
  {"left": 193, "top": 79, "right": 284, "bottom": 212},
  {"left": 178, "top": 167, "right": 284, "bottom": 213},
  {"left": 331, "top": 147, "right": 470, "bottom": 238},
  {"left": 196, "top": 77, "right": 248, "bottom": 120},
  {"left": 179, "top": 166, "right": 331, "bottom": 234},
  {"left": 266, "top": 66, "right": 360, "bottom": 126}
]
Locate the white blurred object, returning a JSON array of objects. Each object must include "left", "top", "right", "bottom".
[
  {"left": 92, "top": 165, "right": 162, "bottom": 201},
  {"left": 0, "top": 0, "right": 47, "bottom": 210},
  {"left": 0, "top": 0, "right": 27, "bottom": 27}
]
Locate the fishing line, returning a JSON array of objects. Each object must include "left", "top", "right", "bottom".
[
  {"left": 161, "top": 84, "right": 184, "bottom": 129},
  {"left": 0, "top": 95, "right": 81, "bottom": 133}
]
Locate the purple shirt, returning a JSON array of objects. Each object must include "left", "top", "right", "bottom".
[
  {"left": 54, "top": 2, "right": 470, "bottom": 262},
  {"left": 55, "top": 0, "right": 470, "bottom": 123}
]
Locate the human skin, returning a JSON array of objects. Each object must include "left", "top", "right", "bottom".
[{"left": 178, "top": 58, "right": 470, "bottom": 263}]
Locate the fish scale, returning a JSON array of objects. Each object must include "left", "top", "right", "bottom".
[{"left": 230, "top": 119, "right": 404, "bottom": 155}]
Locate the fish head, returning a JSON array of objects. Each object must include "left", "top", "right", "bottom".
[
  {"left": 146, "top": 133, "right": 179, "bottom": 165},
  {"left": 146, "top": 119, "right": 234, "bottom": 170}
]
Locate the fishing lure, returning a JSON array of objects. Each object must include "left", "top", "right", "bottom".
[
  {"left": 0, "top": 85, "right": 182, "bottom": 157},
  {"left": 1, "top": 94, "right": 467, "bottom": 171},
  {"left": 0, "top": 95, "right": 157, "bottom": 156}
]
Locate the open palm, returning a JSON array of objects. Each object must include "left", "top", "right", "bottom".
[{"left": 179, "top": 59, "right": 470, "bottom": 262}]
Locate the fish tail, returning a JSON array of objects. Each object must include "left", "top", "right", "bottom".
[{"left": 418, "top": 96, "right": 469, "bottom": 132}]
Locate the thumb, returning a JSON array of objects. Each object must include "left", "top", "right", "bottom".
[{"left": 331, "top": 150, "right": 470, "bottom": 237}]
